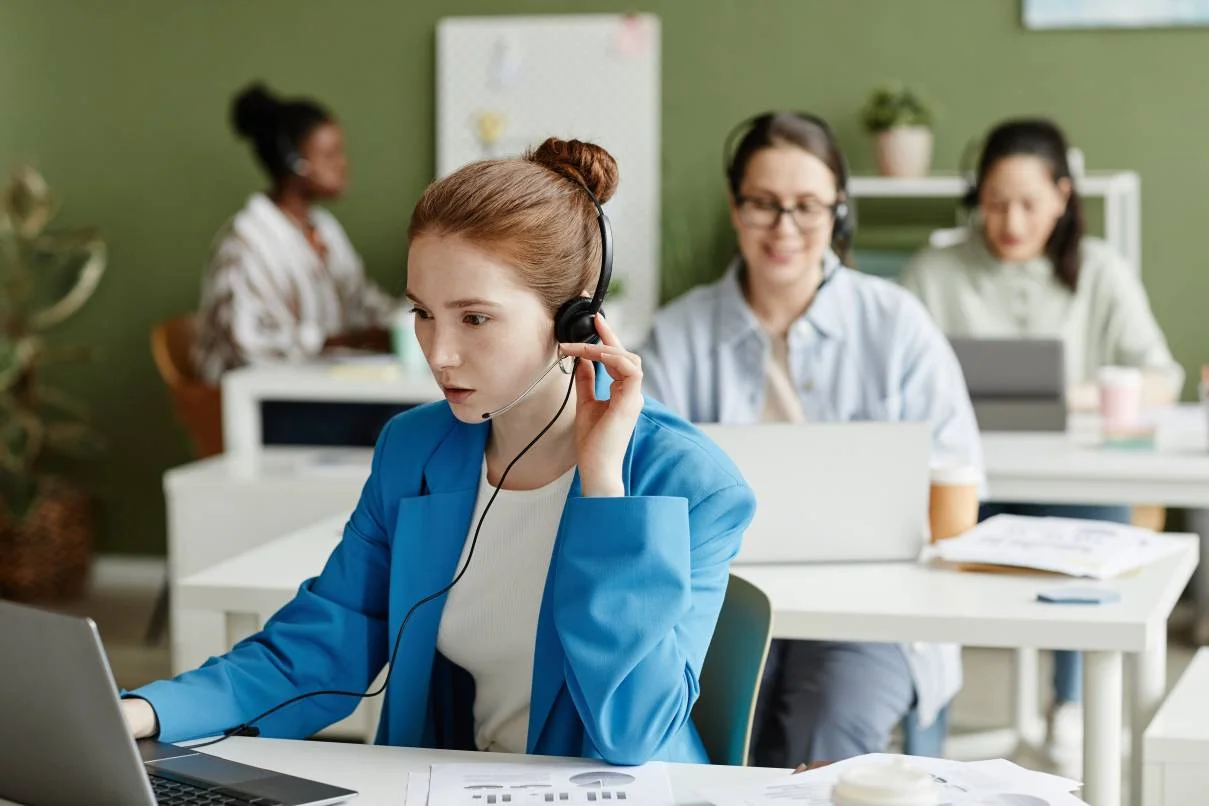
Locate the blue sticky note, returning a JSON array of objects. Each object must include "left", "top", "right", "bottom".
[{"left": 1037, "top": 587, "right": 1121, "bottom": 605}]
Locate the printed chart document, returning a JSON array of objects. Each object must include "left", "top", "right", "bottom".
[{"left": 406, "top": 761, "right": 674, "bottom": 806}]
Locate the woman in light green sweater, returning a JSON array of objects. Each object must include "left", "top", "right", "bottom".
[
  {"left": 901, "top": 119, "right": 1182, "bottom": 403},
  {"left": 900, "top": 118, "right": 1182, "bottom": 778}
]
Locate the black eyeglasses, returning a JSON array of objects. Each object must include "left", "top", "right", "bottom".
[{"left": 735, "top": 196, "right": 840, "bottom": 232}]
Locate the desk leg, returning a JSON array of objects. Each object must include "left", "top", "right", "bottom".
[
  {"left": 1129, "top": 634, "right": 1166, "bottom": 806},
  {"left": 1190, "top": 510, "right": 1209, "bottom": 646},
  {"left": 224, "top": 612, "right": 261, "bottom": 649},
  {"left": 222, "top": 373, "right": 263, "bottom": 478},
  {"left": 1084, "top": 651, "right": 1123, "bottom": 806},
  {"left": 1013, "top": 647, "right": 1045, "bottom": 749}
]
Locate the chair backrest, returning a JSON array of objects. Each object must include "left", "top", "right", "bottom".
[
  {"left": 151, "top": 314, "right": 223, "bottom": 458},
  {"left": 693, "top": 574, "right": 773, "bottom": 766}
]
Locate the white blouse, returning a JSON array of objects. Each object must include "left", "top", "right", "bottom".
[{"left": 193, "top": 193, "right": 396, "bottom": 383}]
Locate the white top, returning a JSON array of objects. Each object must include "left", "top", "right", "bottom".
[
  {"left": 435, "top": 461, "right": 576, "bottom": 753},
  {"left": 900, "top": 232, "right": 1183, "bottom": 394},
  {"left": 194, "top": 193, "right": 396, "bottom": 383}
]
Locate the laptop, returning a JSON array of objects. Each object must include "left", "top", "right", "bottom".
[
  {"left": 0, "top": 599, "right": 357, "bottom": 806},
  {"left": 698, "top": 421, "right": 932, "bottom": 564},
  {"left": 949, "top": 337, "right": 1067, "bottom": 432}
]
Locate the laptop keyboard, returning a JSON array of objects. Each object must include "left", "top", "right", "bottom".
[{"left": 149, "top": 770, "right": 283, "bottom": 805}]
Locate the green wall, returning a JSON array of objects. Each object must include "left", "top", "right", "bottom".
[{"left": 2, "top": 1, "right": 1206, "bottom": 554}]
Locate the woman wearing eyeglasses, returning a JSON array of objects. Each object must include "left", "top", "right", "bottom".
[{"left": 638, "top": 112, "right": 983, "bottom": 766}]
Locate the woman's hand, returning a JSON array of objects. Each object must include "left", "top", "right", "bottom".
[
  {"left": 121, "top": 697, "right": 159, "bottom": 739},
  {"left": 557, "top": 314, "right": 644, "bottom": 498}
]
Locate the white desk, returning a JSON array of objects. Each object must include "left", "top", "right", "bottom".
[
  {"left": 1143, "top": 648, "right": 1209, "bottom": 806},
  {"left": 178, "top": 516, "right": 1196, "bottom": 806},
  {"left": 982, "top": 407, "right": 1209, "bottom": 508},
  {"left": 164, "top": 448, "right": 371, "bottom": 675},
  {"left": 982, "top": 406, "right": 1209, "bottom": 646},
  {"left": 0, "top": 736, "right": 783, "bottom": 806},
  {"left": 731, "top": 548, "right": 1198, "bottom": 806}
]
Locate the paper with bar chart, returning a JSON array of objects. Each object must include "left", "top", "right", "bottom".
[{"left": 407, "top": 761, "right": 674, "bottom": 806}]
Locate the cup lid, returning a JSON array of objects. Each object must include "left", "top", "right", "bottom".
[
  {"left": 1098, "top": 365, "right": 1142, "bottom": 384},
  {"left": 832, "top": 761, "right": 938, "bottom": 806},
  {"left": 929, "top": 464, "right": 982, "bottom": 486}
]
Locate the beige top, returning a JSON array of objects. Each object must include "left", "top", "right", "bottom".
[
  {"left": 762, "top": 332, "right": 807, "bottom": 423},
  {"left": 899, "top": 232, "right": 1183, "bottom": 395}
]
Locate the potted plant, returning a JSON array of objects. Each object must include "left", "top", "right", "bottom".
[
  {"left": 0, "top": 165, "right": 107, "bottom": 601},
  {"left": 861, "top": 84, "right": 936, "bottom": 178}
]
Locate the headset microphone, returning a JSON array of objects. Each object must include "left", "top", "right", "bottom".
[{"left": 481, "top": 354, "right": 572, "bottom": 420}]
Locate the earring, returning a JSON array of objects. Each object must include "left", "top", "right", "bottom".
[{"left": 558, "top": 353, "right": 575, "bottom": 375}]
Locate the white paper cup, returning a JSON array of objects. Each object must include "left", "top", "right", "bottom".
[{"left": 1098, "top": 365, "right": 1143, "bottom": 435}]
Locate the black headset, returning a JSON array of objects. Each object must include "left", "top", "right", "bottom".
[
  {"left": 277, "top": 132, "right": 309, "bottom": 177},
  {"left": 552, "top": 184, "right": 612, "bottom": 345},
  {"left": 723, "top": 111, "right": 854, "bottom": 246},
  {"left": 958, "top": 134, "right": 985, "bottom": 209}
]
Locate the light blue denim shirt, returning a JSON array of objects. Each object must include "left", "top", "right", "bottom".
[{"left": 638, "top": 252, "right": 984, "bottom": 726}]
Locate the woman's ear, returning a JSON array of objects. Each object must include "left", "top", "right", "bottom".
[
  {"left": 727, "top": 190, "right": 743, "bottom": 233},
  {"left": 1056, "top": 176, "right": 1073, "bottom": 209}
]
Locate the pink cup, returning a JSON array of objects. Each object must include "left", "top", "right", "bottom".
[{"left": 1099, "top": 366, "right": 1143, "bottom": 435}]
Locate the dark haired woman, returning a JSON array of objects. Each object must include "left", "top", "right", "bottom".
[
  {"left": 639, "top": 111, "right": 983, "bottom": 765},
  {"left": 902, "top": 118, "right": 1181, "bottom": 776},
  {"left": 194, "top": 82, "right": 394, "bottom": 384}
]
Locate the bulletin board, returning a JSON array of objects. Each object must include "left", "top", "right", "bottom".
[{"left": 436, "top": 13, "right": 661, "bottom": 344}]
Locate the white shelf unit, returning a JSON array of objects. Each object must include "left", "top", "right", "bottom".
[{"left": 847, "top": 171, "right": 1142, "bottom": 274}]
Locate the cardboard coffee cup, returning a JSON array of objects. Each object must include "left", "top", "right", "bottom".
[{"left": 929, "top": 465, "right": 981, "bottom": 542}]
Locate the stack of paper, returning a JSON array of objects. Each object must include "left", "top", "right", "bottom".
[
  {"left": 321, "top": 352, "right": 403, "bottom": 380},
  {"left": 706, "top": 753, "right": 1085, "bottom": 806},
  {"left": 405, "top": 761, "right": 675, "bottom": 806},
  {"left": 933, "top": 514, "right": 1187, "bottom": 579}
]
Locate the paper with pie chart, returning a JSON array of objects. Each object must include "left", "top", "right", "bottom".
[{"left": 421, "top": 761, "right": 674, "bottom": 806}]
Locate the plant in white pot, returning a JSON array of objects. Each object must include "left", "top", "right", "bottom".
[{"left": 861, "top": 84, "right": 936, "bottom": 178}]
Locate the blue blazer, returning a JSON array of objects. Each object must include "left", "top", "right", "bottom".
[{"left": 134, "top": 397, "right": 755, "bottom": 765}]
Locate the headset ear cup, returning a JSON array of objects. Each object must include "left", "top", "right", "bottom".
[
  {"left": 277, "top": 133, "right": 307, "bottom": 177},
  {"left": 554, "top": 297, "right": 600, "bottom": 344},
  {"left": 833, "top": 200, "right": 854, "bottom": 249}
]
